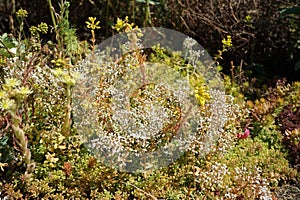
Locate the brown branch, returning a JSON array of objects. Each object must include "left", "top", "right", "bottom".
[
  {"left": 191, "top": 13, "right": 229, "bottom": 34},
  {"left": 229, "top": 0, "right": 239, "bottom": 23}
]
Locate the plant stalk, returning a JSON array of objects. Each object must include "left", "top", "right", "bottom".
[{"left": 62, "top": 85, "right": 72, "bottom": 136}]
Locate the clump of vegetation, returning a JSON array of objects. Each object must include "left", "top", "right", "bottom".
[{"left": 0, "top": 1, "right": 299, "bottom": 199}]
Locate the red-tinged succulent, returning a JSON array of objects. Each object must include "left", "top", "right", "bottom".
[{"left": 237, "top": 128, "right": 250, "bottom": 139}]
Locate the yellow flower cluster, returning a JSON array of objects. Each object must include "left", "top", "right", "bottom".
[
  {"left": 189, "top": 75, "right": 210, "bottom": 106},
  {"left": 112, "top": 16, "right": 137, "bottom": 33},
  {"left": 0, "top": 78, "right": 32, "bottom": 111},
  {"left": 222, "top": 35, "right": 233, "bottom": 48},
  {"left": 16, "top": 9, "right": 28, "bottom": 18},
  {"left": 30, "top": 22, "right": 48, "bottom": 36},
  {"left": 86, "top": 17, "right": 100, "bottom": 30}
]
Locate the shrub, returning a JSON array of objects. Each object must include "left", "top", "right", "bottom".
[{"left": 165, "top": 0, "right": 300, "bottom": 80}]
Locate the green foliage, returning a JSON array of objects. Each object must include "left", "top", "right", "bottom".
[
  {"left": 149, "top": 45, "right": 210, "bottom": 106},
  {"left": 0, "top": 5, "right": 299, "bottom": 199},
  {"left": 0, "top": 76, "right": 33, "bottom": 168},
  {"left": 0, "top": 136, "right": 14, "bottom": 164},
  {"left": 0, "top": 33, "right": 18, "bottom": 58},
  {"left": 225, "top": 138, "right": 295, "bottom": 186}
]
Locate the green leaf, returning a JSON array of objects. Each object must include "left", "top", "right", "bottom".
[
  {"left": 280, "top": 6, "right": 300, "bottom": 15},
  {"left": 0, "top": 136, "right": 14, "bottom": 163},
  {"left": 0, "top": 136, "right": 8, "bottom": 146},
  {"left": 0, "top": 33, "right": 18, "bottom": 57}
]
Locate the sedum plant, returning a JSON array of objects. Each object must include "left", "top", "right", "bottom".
[
  {"left": 0, "top": 78, "right": 33, "bottom": 170},
  {"left": 0, "top": 3, "right": 299, "bottom": 199}
]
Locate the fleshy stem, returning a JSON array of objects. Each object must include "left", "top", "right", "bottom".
[
  {"left": 9, "top": 101, "right": 34, "bottom": 171},
  {"left": 48, "top": 0, "right": 57, "bottom": 33},
  {"left": 144, "top": 0, "right": 151, "bottom": 26},
  {"left": 86, "top": 17, "right": 100, "bottom": 53},
  {"left": 91, "top": 30, "right": 96, "bottom": 53},
  {"left": 61, "top": 84, "right": 72, "bottom": 136},
  {"left": 47, "top": 0, "right": 62, "bottom": 48}
]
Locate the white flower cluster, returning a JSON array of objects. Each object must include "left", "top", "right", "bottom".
[
  {"left": 225, "top": 166, "right": 273, "bottom": 199},
  {"left": 196, "top": 162, "right": 230, "bottom": 191},
  {"left": 73, "top": 27, "right": 226, "bottom": 172},
  {"left": 183, "top": 37, "right": 205, "bottom": 67},
  {"left": 194, "top": 161, "right": 273, "bottom": 199},
  {"left": 75, "top": 58, "right": 199, "bottom": 171},
  {"left": 189, "top": 89, "right": 228, "bottom": 156},
  {"left": 183, "top": 37, "right": 197, "bottom": 50},
  {"left": 1, "top": 51, "right": 67, "bottom": 126}
]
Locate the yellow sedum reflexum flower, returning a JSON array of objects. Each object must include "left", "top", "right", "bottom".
[
  {"left": 222, "top": 35, "right": 233, "bottom": 47},
  {"left": 112, "top": 16, "right": 136, "bottom": 33},
  {"left": 244, "top": 15, "right": 252, "bottom": 23},
  {"left": 189, "top": 75, "right": 210, "bottom": 106},
  {"left": 17, "top": 86, "right": 32, "bottom": 96},
  {"left": 86, "top": 17, "right": 100, "bottom": 30},
  {"left": 52, "top": 68, "right": 76, "bottom": 86},
  {"left": 0, "top": 99, "right": 15, "bottom": 110},
  {"left": 52, "top": 68, "right": 64, "bottom": 77},
  {"left": 4, "top": 78, "right": 21, "bottom": 88},
  {"left": 51, "top": 59, "right": 66, "bottom": 67},
  {"left": 113, "top": 17, "right": 127, "bottom": 32},
  {"left": 195, "top": 87, "right": 210, "bottom": 106},
  {"left": 0, "top": 90, "right": 7, "bottom": 99},
  {"left": 62, "top": 74, "right": 76, "bottom": 86}
]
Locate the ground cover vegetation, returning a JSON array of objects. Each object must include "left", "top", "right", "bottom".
[{"left": 0, "top": 0, "right": 299, "bottom": 199}]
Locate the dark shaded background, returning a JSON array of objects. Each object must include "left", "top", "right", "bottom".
[{"left": 0, "top": 0, "right": 299, "bottom": 82}]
